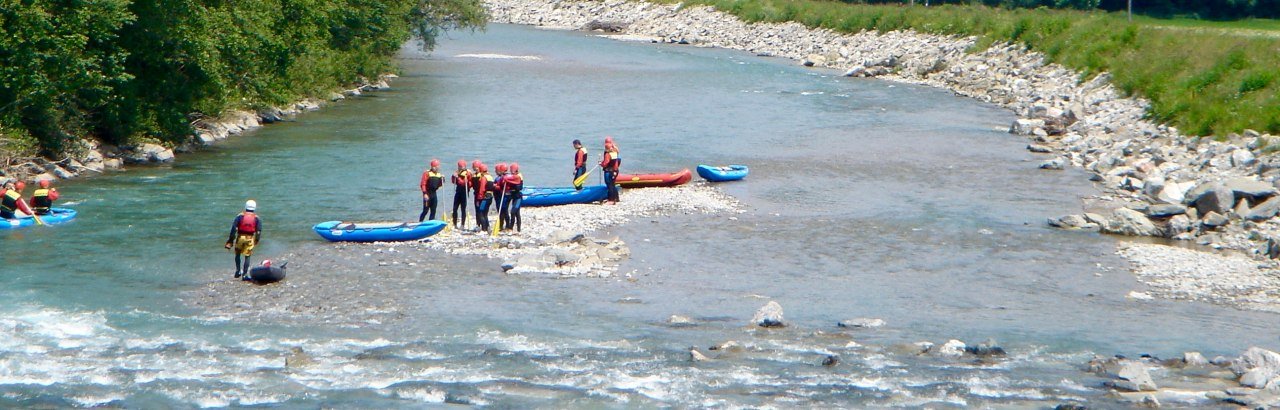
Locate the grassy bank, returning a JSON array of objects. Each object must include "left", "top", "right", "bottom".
[{"left": 666, "top": 0, "right": 1280, "bottom": 137}]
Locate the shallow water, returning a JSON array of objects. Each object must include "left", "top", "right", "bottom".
[{"left": 1, "top": 24, "right": 1276, "bottom": 407}]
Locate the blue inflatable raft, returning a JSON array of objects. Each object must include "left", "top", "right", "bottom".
[
  {"left": 313, "top": 220, "right": 447, "bottom": 242},
  {"left": 522, "top": 185, "right": 610, "bottom": 207},
  {"left": 696, "top": 165, "right": 749, "bottom": 182},
  {"left": 1, "top": 208, "right": 77, "bottom": 229}
]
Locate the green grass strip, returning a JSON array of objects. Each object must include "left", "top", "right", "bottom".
[{"left": 659, "top": 0, "right": 1280, "bottom": 137}]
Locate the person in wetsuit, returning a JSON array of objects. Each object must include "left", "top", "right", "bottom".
[
  {"left": 30, "top": 179, "right": 59, "bottom": 215},
  {"left": 419, "top": 159, "right": 443, "bottom": 222},
  {"left": 224, "top": 200, "right": 262, "bottom": 279},
  {"left": 0, "top": 179, "right": 34, "bottom": 219},
  {"left": 451, "top": 159, "right": 470, "bottom": 230},
  {"left": 600, "top": 136, "right": 621, "bottom": 204},
  {"left": 572, "top": 139, "right": 588, "bottom": 189},
  {"left": 473, "top": 162, "right": 492, "bottom": 232},
  {"left": 493, "top": 163, "right": 508, "bottom": 231},
  {"left": 504, "top": 162, "right": 525, "bottom": 232}
]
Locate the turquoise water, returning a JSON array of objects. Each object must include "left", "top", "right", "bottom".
[{"left": 1, "top": 24, "right": 1276, "bottom": 407}]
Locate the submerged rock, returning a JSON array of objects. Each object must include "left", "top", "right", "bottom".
[
  {"left": 821, "top": 355, "right": 839, "bottom": 367},
  {"left": 751, "top": 301, "right": 785, "bottom": 327},
  {"left": 965, "top": 339, "right": 1007, "bottom": 357},
  {"left": 837, "top": 318, "right": 886, "bottom": 329},
  {"left": 1103, "top": 360, "right": 1159, "bottom": 392},
  {"left": 690, "top": 347, "right": 710, "bottom": 362},
  {"left": 935, "top": 339, "right": 966, "bottom": 357}
]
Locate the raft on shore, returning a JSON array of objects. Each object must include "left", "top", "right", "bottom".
[
  {"left": 697, "top": 165, "right": 749, "bottom": 182},
  {"left": 522, "top": 185, "right": 610, "bottom": 207},
  {"left": 1, "top": 208, "right": 77, "bottom": 229},
  {"left": 616, "top": 168, "right": 692, "bottom": 188},
  {"left": 313, "top": 220, "right": 446, "bottom": 242}
]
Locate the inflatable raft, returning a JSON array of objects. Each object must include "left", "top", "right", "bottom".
[
  {"left": 697, "top": 165, "right": 749, "bottom": 182},
  {"left": 1, "top": 208, "right": 77, "bottom": 229},
  {"left": 616, "top": 168, "right": 692, "bottom": 188},
  {"left": 313, "top": 220, "right": 447, "bottom": 242},
  {"left": 522, "top": 185, "right": 609, "bottom": 207}
]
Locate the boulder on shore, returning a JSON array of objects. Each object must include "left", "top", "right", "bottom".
[
  {"left": 1231, "top": 347, "right": 1280, "bottom": 389},
  {"left": 1101, "top": 208, "right": 1162, "bottom": 237}
]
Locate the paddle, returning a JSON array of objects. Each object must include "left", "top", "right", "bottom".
[
  {"left": 573, "top": 166, "right": 597, "bottom": 190},
  {"left": 491, "top": 189, "right": 503, "bottom": 237},
  {"left": 24, "top": 199, "right": 43, "bottom": 226}
]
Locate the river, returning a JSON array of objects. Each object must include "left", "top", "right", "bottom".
[{"left": 1, "top": 23, "right": 1276, "bottom": 407}]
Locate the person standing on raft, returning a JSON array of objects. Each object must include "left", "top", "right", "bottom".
[
  {"left": 419, "top": 159, "right": 443, "bottom": 222},
  {"left": 224, "top": 200, "right": 262, "bottom": 279},
  {"left": 572, "top": 139, "right": 588, "bottom": 189},
  {"left": 451, "top": 159, "right": 470, "bottom": 230},
  {"left": 0, "top": 179, "right": 34, "bottom": 219},
  {"left": 30, "top": 179, "right": 59, "bottom": 215},
  {"left": 600, "top": 136, "right": 621, "bottom": 204}
]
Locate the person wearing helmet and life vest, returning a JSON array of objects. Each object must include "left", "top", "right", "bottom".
[
  {"left": 572, "top": 139, "right": 588, "bottom": 189},
  {"left": 0, "top": 179, "right": 34, "bottom": 220},
  {"left": 493, "top": 163, "right": 509, "bottom": 230},
  {"left": 600, "top": 136, "right": 621, "bottom": 204},
  {"left": 473, "top": 162, "right": 493, "bottom": 232},
  {"left": 224, "top": 200, "right": 263, "bottom": 278},
  {"left": 419, "top": 159, "right": 444, "bottom": 222},
  {"left": 501, "top": 162, "right": 525, "bottom": 232},
  {"left": 30, "top": 179, "right": 60, "bottom": 215},
  {"left": 451, "top": 159, "right": 471, "bottom": 230}
]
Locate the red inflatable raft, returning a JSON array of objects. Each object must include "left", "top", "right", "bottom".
[{"left": 615, "top": 168, "right": 693, "bottom": 188}]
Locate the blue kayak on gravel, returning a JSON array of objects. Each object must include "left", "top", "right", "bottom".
[
  {"left": 1, "top": 208, "right": 77, "bottom": 229},
  {"left": 522, "top": 185, "right": 610, "bottom": 207},
  {"left": 313, "top": 220, "right": 447, "bottom": 242},
  {"left": 696, "top": 165, "right": 749, "bottom": 182}
]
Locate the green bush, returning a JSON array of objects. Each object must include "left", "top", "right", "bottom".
[{"left": 0, "top": 0, "right": 486, "bottom": 155}]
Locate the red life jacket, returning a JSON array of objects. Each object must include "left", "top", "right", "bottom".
[
  {"left": 505, "top": 173, "right": 524, "bottom": 194},
  {"left": 574, "top": 147, "right": 588, "bottom": 168},
  {"left": 238, "top": 212, "right": 259, "bottom": 234},
  {"left": 473, "top": 173, "right": 491, "bottom": 201}
]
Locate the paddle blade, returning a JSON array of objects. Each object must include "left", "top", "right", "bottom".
[{"left": 573, "top": 170, "right": 592, "bottom": 188}]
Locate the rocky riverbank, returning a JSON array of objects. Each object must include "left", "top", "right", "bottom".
[
  {"left": 0, "top": 76, "right": 394, "bottom": 184},
  {"left": 485, "top": 0, "right": 1280, "bottom": 311}
]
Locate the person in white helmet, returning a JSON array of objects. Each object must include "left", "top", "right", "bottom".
[{"left": 224, "top": 200, "right": 263, "bottom": 278}]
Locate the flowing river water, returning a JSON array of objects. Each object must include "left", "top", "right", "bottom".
[{"left": 2, "top": 24, "right": 1279, "bottom": 407}]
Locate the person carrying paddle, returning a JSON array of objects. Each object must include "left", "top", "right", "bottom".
[
  {"left": 600, "top": 136, "right": 622, "bottom": 204},
  {"left": 503, "top": 162, "right": 525, "bottom": 232},
  {"left": 451, "top": 159, "right": 470, "bottom": 230},
  {"left": 572, "top": 139, "right": 588, "bottom": 189},
  {"left": 30, "top": 179, "right": 59, "bottom": 216},
  {"left": 494, "top": 163, "right": 509, "bottom": 231},
  {"left": 224, "top": 200, "right": 262, "bottom": 279},
  {"left": 0, "top": 179, "right": 34, "bottom": 220},
  {"left": 419, "top": 159, "right": 444, "bottom": 222}
]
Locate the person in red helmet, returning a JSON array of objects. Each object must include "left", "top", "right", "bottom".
[
  {"left": 473, "top": 163, "right": 494, "bottom": 232},
  {"left": 419, "top": 159, "right": 444, "bottom": 222},
  {"left": 600, "top": 136, "right": 621, "bottom": 203},
  {"left": 451, "top": 159, "right": 471, "bottom": 230},
  {"left": 501, "top": 162, "right": 525, "bottom": 232},
  {"left": 494, "top": 163, "right": 509, "bottom": 230},
  {"left": 0, "top": 179, "right": 34, "bottom": 220},
  {"left": 471, "top": 160, "right": 484, "bottom": 231},
  {"left": 30, "top": 179, "right": 59, "bottom": 215}
]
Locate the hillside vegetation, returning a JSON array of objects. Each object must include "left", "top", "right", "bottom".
[{"left": 0, "top": 0, "right": 486, "bottom": 156}]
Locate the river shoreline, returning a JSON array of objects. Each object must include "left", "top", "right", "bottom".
[
  {"left": 483, "top": 0, "right": 1280, "bottom": 314},
  {"left": 0, "top": 75, "right": 395, "bottom": 185}
]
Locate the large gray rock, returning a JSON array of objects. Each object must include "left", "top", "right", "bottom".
[
  {"left": 1106, "top": 360, "right": 1159, "bottom": 392},
  {"left": 1202, "top": 211, "right": 1229, "bottom": 228},
  {"left": 935, "top": 339, "right": 966, "bottom": 357},
  {"left": 1010, "top": 118, "right": 1046, "bottom": 136},
  {"left": 1145, "top": 204, "right": 1186, "bottom": 218},
  {"left": 1225, "top": 177, "right": 1277, "bottom": 199},
  {"left": 1102, "top": 208, "right": 1162, "bottom": 237},
  {"left": 1232, "top": 347, "right": 1280, "bottom": 389},
  {"left": 1192, "top": 183, "right": 1234, "bottom": 216},
  {"left": 1039, "top": 158, "right": 1066, "bottom": 170},
  {"left": 751, "top": 301, "right": 785, "bottom": 327},
  {"left": 1245, "top": 196, "right": 1280, "bottom": 221},
  {"left": 1049, "top": 214, "right": 1098, "bottom": 230},
  {"left": 1157, "top": 181, "right": 1193, "bottom": 204},
  {"left": 1232, "top": 149, "right": 1258, "bottom": 168}
]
